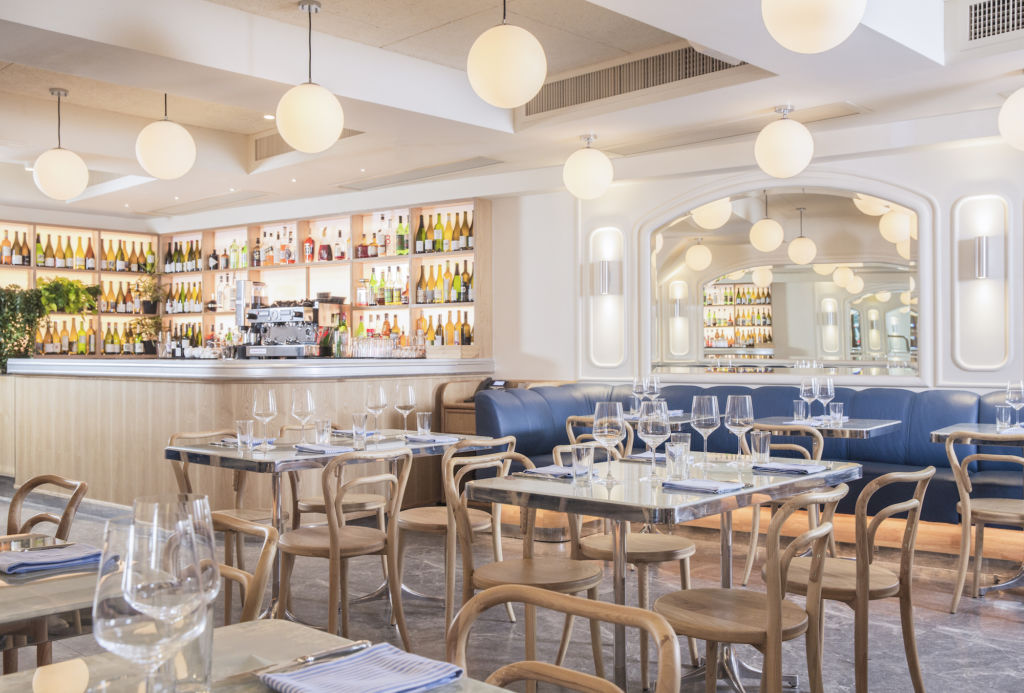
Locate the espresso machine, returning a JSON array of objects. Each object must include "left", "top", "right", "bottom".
[{"left": 233, "top": 280, "right": 320, "bottom": 358}]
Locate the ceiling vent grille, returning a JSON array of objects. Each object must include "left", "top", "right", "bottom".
[
  {"left": 253, "top": 128, "right": 363, "bottom": 162},
  {"left": 525, "top": 46, "right": 744, "bottom": 116},
  {"left": 968, "top": 0, "right": 1024, "bottom": 40}
]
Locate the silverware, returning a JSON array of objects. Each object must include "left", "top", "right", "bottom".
[
  {"left": 249, "top": 640, "right": 373, "bottom": 677},
  {"left": 14, "top": 543, "right": 74, "bottom": 552},
  {"left": 512, "top": 472, "right": 574, "bottom": 483}
]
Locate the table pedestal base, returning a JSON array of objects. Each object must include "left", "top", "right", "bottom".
[{"left": 979, "top": 563, "right": 1024, "bottom": 596}]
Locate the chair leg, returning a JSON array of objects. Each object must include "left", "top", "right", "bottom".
[
  {"left": 805, "top": 603, "right": 824, "bottom": 693},
  {"left": 680, "top": 557, "right": 700, "bottom": 667},
  {"left": 742, "top": 503, "right": 761, "bottom": 586},
  {"left": 3, "top": 647, "right": 17, "bottom": 674},
  {"left": 223, "top": 531, "right": 235, "bottom": 625},
  {"left": 899, "top": 585, "right": 925, "bottom": 693},
  {"left": 587, "top": 585, "right": 605, "bottom": 679},
  {"left": 525, "top": 604, "right": 537, "bottom": 693},
  {"left": 444, "top": 522, "right": 457, "bottom": 634},
  {"left": 386, "top": 546, "right": 412, "bottom": 651},
  {"left": 491, "top": 509, "right": 516, "bottom": 624},
  {"left": 32, "top": 619, "right": 49, "bottom": 668},
  {"left": 972, "top": 522, "right": 985, "bottom": 598},
  {"left": 704, "top": 641, "right": 718, "bottom": 693},
  {"left": 235, "top": 531, "right": 247, "bottom": 612},
  {"left": 638, "top": 563, "right": 650, "bottom": 691},
  {"left": 950, "top": 512, "right": 972, "bottom": 613},
  {"left": 378, "top": 506, "right": 389, "bottom": 586},
  {"left": 276, "top": 552, "right": 295, "bottom": 620},
  {"left": 327, "top": 557, "right": 340, "bottom": 636},
  {"left": 555, "top": 612, "right": 574, "bottom": 667},
  {"left": 853, "top": 593, "right": 869, "bottom": 693},
  {"left": 339, "top": 559, "right": 350, "bottom": 639}
]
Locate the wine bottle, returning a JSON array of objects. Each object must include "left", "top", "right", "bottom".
[
  {"left": 444, "top": 311, "right": 455, "bottom": 345},
  {"left": 53, "top": 234, "right": 65, "bottom": 269},
  {"left": 433, "top": 264, "right": 444, "bottom": 304},
  {"left": 85, "top": 237, "right": 96, "bottom": 270},
  {"left": 466, "top": 211, "right": 474, "bottom": 250},
  {"left": 443, "top": 261, "right": 453, "bottom": 303},
  {"left": 467, "top": 262, "right": 474, "bottom": 302},
  {"left": 164, "top": 241, "right": 173, "bottom": 273},
  {"left": 415, "top": 215, "right": 426, "bottom": 254},
  {"left": 64, "top": 237, "right": 73, "bottom": 268},
  {"left": 443, "top": 214, "right": 453, "bottom": 253},
  {"left": 453, "top": 312, "right": 462, "bottom": 345},
  {"left": 239, "top": 237, "right": 248, "bottom": 269},
  {"left": 425, "top": 265, "right": 435, "bottom": 304},
  {"left": 425, "top": 316, "right": 435, "bottom": 344},
  {"left": 172, "top": 242, "right": 182, "bottom": 273},
  {"left": 19, "top": 232, "right": 30, "bottom": 266},
  {"left": 145, "top": 242, "right": 156, "bottom": 273},
  {"left": 433, "top": 214, "right": 443, "bottom": 252},
  {"left": 415, "top": 266, "right": 426, "bottom": 304},
  {"left": 11, "top": 231, "right": 23, "bottom": 266},
  {"left": 128, "top": 242, "right": 138, "bottom": 272},
  {"left": 59, "top": 320, "right": 70, "bottom": 354},
  {"left": 462, "top": 311, "right": 472, "bottom": 345},
  {"left": 114, "top": 240, "right": 125, "bottom": 272},
  {"left": 86, "top": 320, "right": 96, "bottom": 354},
  {"left": 35, "top": 234, "right": 45, "bottom": 267},
  {"left": 303, "top": 227, "right": 315, "bottom": 263},
  {"left": 397, "top": 215, "right": 408, "bottom": 256},
  {"left": 0, "top": 230, "right": 11, "bottom": 265},
  {"left": 114, "top": 282, "right": 125, "bottom": 313},
  {"left": 43, "top": 234, "right": 55, "bottom": 268},
  {"left": 452, "top": 262, "right": 462, "bottom": 303},
  {"left": 334, "top": 229, "right": 345, "bottom": 260}
]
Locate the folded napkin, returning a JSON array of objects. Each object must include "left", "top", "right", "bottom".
[
  {"left": 294, "top": 444, "right": 355, "bottom": 455},
  {"left": 624, "top": 452, "right": 666, "bottom": 462},
  {"left": 259, "top": 642, "right": 462, "bottom": 693},
  {"left": 753, "top": 461, "right": 827, "bottom": 475},
  {"left": 223, "top": 436, "right": 275, "bottom": 446},
  {"left": 403, "top": 433, "right": 460, "bottom": 444},
  {"left": 523, "top": 465, "right": 574, "bottom": 477},
  {"left": 0, "top": 543, "right": 102, "bottom": 575},
  {"left": 333, "top": 429, "right": 377, "bottom": 437},
  {"left": 661, "top": 479, "right": 744, "bottom": 494}
]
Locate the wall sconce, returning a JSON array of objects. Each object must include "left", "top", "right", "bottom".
[
  {"left": 587, "top": 227, "right": 625, "bottom": 369},
  {"left": 820, "top": 298, "right": 839, "bottom": 353},
  {"left": 669, "top": 280, "right": 688, "bottom": 316},
  {"left": 668, "top": 280, "right": 689, "bottom": 357},
  {"left": 975, "top": 235, "right": 989, "bottom": 279},
  {"left": 868, "top": 308, "right": 881, "bottom": 352}
]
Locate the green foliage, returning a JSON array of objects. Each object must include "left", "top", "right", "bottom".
[
  {"left": 0, "top": 285, "right": 46, "bottom": 374},
  {"left": 135, "top": 274, "right": 167, "bottom": 304},
  {"left": 37, "top": 276, "right": 99, "bottom": 315},
  {"left": 131, "top": 315, "right": 163, "bottom": 340}
]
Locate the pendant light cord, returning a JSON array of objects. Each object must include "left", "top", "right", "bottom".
[
  {"left": 163, "top": 93, "right": 168, "bottom": 120},
  {"left": 56, "top": 92, "right": 62, "bottom": 148},
  {"left": 763, "top": 189, "right": 768, "bottom": 217},
  {"left": 502, "top": 0, "right": 508, "bottom": 25},
  {"left": 798, "top": 207, "right": 805, "bottom": 237},
  {"left": 307, "top": 5, "right": 313, "bottom": 83}
]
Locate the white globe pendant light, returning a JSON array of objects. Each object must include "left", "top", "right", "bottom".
[
  {"left": 275, "top": 1, "right": 344, "bottom": 154},
  {"left": 761, "top": 0, "right": 867, "bottom": 54},
  {"left": 467, "top": 0, "right": 547, "bottom": 109},
  {"left": 812, "top": 263, "right": 837, "bottom": 275},
  {"left": 749, "top": 189, "right": 784, "bottom": 252},
  {"left": 562, "top": 134, "right": 613, "bottom": 200},
  {"left": 691, "top": 197, "right": 733, "bottom": 230},
  {"left": 754, "top": 105, "right": 813, "bottom": 178},
  {"left": 832, "top": 265, "right": 854, "bottom": 288},
  {"left": 875, "top": 290, "right": 892, "bottom": 302},
  {"left": 751, "top": 266, "right": 774, "bottom": 288},
  {"left": 999, "top": 86, "right": 1024, "bottom": 151},
  {"left": 852, "top": 193, "right": 890, "bottom": 216},
  {"left": 32, "top": 88, "right": 88, "bottom": 201},
  {"left": 135, "top": 94, "right": 196, "bottom": 180},
  {"left": 786, "top": 207, "right": 816, "bottom": 264},
  {"left": 846, "top": 275, "right": 865, "bottom": 294},
  {"left": 896, "top": 239, "right": 911, "bottom": 260},
  {"left": 685, "top": 240, "right": 713, "bottom": 271},
  {"left": 879, "top": 209, "right": 912, "bottom": 243}
]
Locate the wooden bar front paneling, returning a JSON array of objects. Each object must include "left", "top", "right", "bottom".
[{"left": 11, "top": 373, "right": 484, "bottom": 508}]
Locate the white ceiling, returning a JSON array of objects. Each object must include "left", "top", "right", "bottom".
[{"left": 0, "top": 0, "right": 1020, "bottom": 221}]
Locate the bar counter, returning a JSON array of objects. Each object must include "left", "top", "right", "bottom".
[{"left": 1, "top": 357, "right": 493, "bottom": 507}]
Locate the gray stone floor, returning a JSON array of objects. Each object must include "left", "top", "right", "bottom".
[{"left": 5, "top": 490, "right": 1024, "bottom": 692}]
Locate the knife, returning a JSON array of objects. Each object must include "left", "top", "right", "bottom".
[
  {"left": 13, "top": 543, "right": 75, "bottom": 552},
  {"left": 250, "top": 640, "right": 373, "bottom": 677}
]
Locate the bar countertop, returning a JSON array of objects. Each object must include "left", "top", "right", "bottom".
[{"left": 5, "top": 357, "right": 495, "bottom": 381}]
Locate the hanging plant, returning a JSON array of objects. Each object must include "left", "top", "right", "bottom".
[
  {"left": 37, "top": 277, "right": 100, "bottom": 315},
  {"left": 0, "top": 286, "right": 46, "bottom": 374}
]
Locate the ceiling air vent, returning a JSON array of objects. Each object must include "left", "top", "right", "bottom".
[
  {"left": 525, "top": 46, "right": 746, "bottom": 117},
  {"left": 968, "top": 0, "right": 1024, "bottom": 40},
  {"left": 253, "top": 128, "right": 363, "bottom": 162}
]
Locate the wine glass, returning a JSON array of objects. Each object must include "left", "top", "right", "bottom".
[
  {"left": 637, "top": 400, "right": 670, "bottom": 481},
  {"left": 799, "top": 377, "right": 819, "bottom": 420},
  {"left": 690, "top": 395, "right": 720, "bottom": 464},
  {"left": 631, "top": 377, "right": 645, "bottom": 414},
  {"left": 724, "top": 395, "right": 754, "bottom": 460},
  {"left": 1007, "top": 380, "right": 1024, "bottom": 426},
  {"left": 394, "top": 384, "right": 416, "bottom": 436},
  {"left": 592, "top": 402, "right": 626, "bottom": 486},
  {"left": 365, "top": 384, "right": 387, "bottom": 440},
  {"left": 643, "top": 374, "right": 661, "bottom": 402},
  {"left": 290, "top": 388, "right": 316, "bottom": 443},
  {"left": 94, "top": 510, "right": 207, "bottom": 692},
  {"left": 251, "top": 389, "right": 277, "bottom": 452},
  {"left": 817, "top": 377, "right": 835, "bottom": 424}
]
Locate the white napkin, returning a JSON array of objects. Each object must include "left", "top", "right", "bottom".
[
  {"left": 293, "top": 444, "right": 355, "bottom": 455},
  {"left": 404, "top": 433, "right": 461, "bottom": 444},
  {"left": 752, "top": 461, "right": 827, "bottom": 474},
  {"left": 624, "top": 452, "right": 667, "bottom": 462},
  {"left": 523, "top": 465, "right": 574, "bottom": 477},
  {"left": 661, "top": 479, "right": 744, "bottom": 494}
]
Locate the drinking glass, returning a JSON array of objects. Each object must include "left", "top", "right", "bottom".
[
  {"left": 290, "top": 388, "right": 316, "bottom": 443},
  {"left": 314, "top": 419, "right": 331, "bottom": 445},
  {"left": 793, "top": 399, "right": 809, "bottom": 422},
  {"left": 365, "top": 384, "right": 387, "bottom": 440},
  {"left": 251, "top": 389, "right": 277, "bottom": 452},
  {"left": 1006, "top": 380, "right": 1024, "bottom": 425},
  {"left": 666, "top": 433, "right": 691, "bottom": 481},
  {"left": 394, "top": 384, "right": 416, "bottom": 435},
  {"left": 750, "top": 430, "right": 771, "bottom": 463},
  {"left": 643, "top": 374, "right": 661, "bottom": 402},
  {"left": 816, "top": 377, "right": 835, "bottom": 420},
  {"left": 637, "top": 400, "right": 671, "bottom": 481},
  {"left": 234, "top": 420, "right": 254, "bottom": 452},
  {"left": 416, "top": 411, "right": 432, "bottom": 435},
  {"left": 724, "top": 395, "right": 754, "bottom": 459},
  {"left": 690, "top": 395, "right": 720, "bottom": 464},
  {"left": 996, "top": 404, "right": 1013, "bottom": 430},
  {"left": 829, "top": 402, "right": 844, "bottom": 425},
  {"left": 571, "top": 444, "right": 595, "bottom": 484},
  {"left": 352, "top": 413, "right": 368, "bottom": 450},
  {"left": 592, "top": 402, "right": 626, "bottom": 486},
  {"left": 799, "top": 377, "right": 819, "bottom": 419}
]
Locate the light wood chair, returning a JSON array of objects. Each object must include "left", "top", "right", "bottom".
[
  {"left": 2, "top": 474, "right": 88, "bottom": 674},
  {"left": 565, "top": 415, "right": 635, "bottom": 457},
  {"left": 739, "top": 422, "right": 830, "bottom": 585},
  {"left": 777, "top": 467, "right": 933, "bottom": 693},
  {"left": 447, "top": 584, "right": 681, "bottom": 693},
  {"left": 276, "top": 448, "right": 413, "bottom": 650},
  {"left": 944, "top": 431, "right": 1024, "bottom": 613},
  {"left": 446, "top": 450, "right": 606, "bottom": 678},
  {"left": 552, "top": 444, "right": 699, "bottom": 689},
  {"left": 396, "top": 436, "right": 517, "bottom": 632},
  {"left": 654, "top": 484, "right": 848, "bottom": 693},
  {"left": 211, "top": 511, "right": 278, "bottom": 625}
]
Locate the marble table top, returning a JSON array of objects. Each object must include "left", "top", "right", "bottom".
[
  {"left": 755, "top": 416, "right": 902, "bottom": 439},
  {"left": 930, "top": 423, "right": 1024, "bottom": 447}
]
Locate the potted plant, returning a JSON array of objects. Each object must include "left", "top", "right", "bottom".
[
  {"left": 37, "top": 276, "right": 99, "bottom": 315},
  {"left": 0, "top": 285, "right": 46, "bottom": 373},
  {"left": 136, "top": 275, "right": 166, "bottom": 315},
  {"left": 131, "top": 315, "right": 163, "bottom": 355}
]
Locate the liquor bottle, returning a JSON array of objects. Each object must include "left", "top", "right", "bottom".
[
  {"left": 128, "top": 242, "right": 139, "bottom": 272},
  {"left": 228, "top": 237, "right": 239, "bottom": 269},
  {"left": 145, "top": 242, "right": 156, "bottom": 273},
  {"left": 433, "top": 264, "right": 444, "bottom": 304},
  {"left": 239, "top": 237, "right": 248, "bottom": 269},
  {"left": 54, "top": 234, "right": 65, "bottom": 269},
  {"left": 402, "top": 272, "right": 410, "bottom": 305},
  {"left": 11, "top": 231, "right": 23, "bottom": 266},
  {"left": 84, "top": 237, "right": 96, "bottom": 270},
  {"left": 333, "top": 229, "right": 345, "bottom": 260},
  {"left": 397, "top": 215, "right": 408, "bottom": 256},
  {"left": 219, "top": 246, "right": 229, "bottom": 270},
  {"left": 376, "top": 215, "right": 387, "bottom": 257},
  {"left": 1, "top": 230, "right": 11, "bottom": 265},
  {"left": 248, "top": 235, "right": 260, "bottom": 267},
  {"left": 207, "top": 246, "right": 218, "bottom": 271},
  {"left": 465, "top": 211, "right": 474, "bottom": 250},
  {"left": 383, "top": 267, "right": 393, "bottom": 305},
  {"left": 416, "top": 266, "right": 427, "bottom": 304},
  {"left": 287, "top": 230, "right": 297, "bottom": 264},
  {"left": 369, "top": 231, "right": 379, "bottom": 259},
  {"left": 381, "top": 313, "right": 391, "bottom": 337},
  {"left": 59, "top": 320, "right": 70, "bottom": 354},
  {"left": 442, "top": 214, "right": 454, "bottom": 253},
  {"left": 368, "top": 268, "right": 379, "bottom": 306},
  {"left": 425, "top": 265, "right": 435, "bottom": 304},
  {"left": 433, "top": 214, "right": 443, "bottom": 252},
  {"left": 317, "top": 227, "right": 332, "bottom": 262},
  {"left": 415, "top": 215, "right": 426, "bottom": 254},
  {"left": 452, "top": 262, "right": 462, "bottom": 303},
  {"left": 443, "top": 261, "right": 453, "bottom": 302},
  {"left": 163, "top": 241, "right": 173, "bottom": 273},
  {"left": 115, "top": 240, "right": 126, "bottom": 272},
  {"left": 355, "top": 315, "right": 366, "bottom": 338},
  {"left": 462, "top": 311, "right": 472, "bottom": 345}
]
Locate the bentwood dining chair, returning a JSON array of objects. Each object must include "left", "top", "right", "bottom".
[
  {"left": 445, "top": 451, "right": 606, "bottom": 677},
  {"left": 276, "top": 449, "right": 413, "bottom": 650},
  {"left": 447, "top": 584, "right": 681, "bottom": 693},
  {"left": 396, "top": 436, "right": 517, "bottom": 632},
  {"left": 211, "top": 512, "right": 278, "bottom": 625},
  {"left": 566, "top": 415, "right": 635, "bottom": 456},
  {"left": 740, "top": 422, "right": 830, "bottom": 585},
  {"left": 777, "top": 467, "right": 933, "bottom": 693},
  {"left": 944, "top": 431, "right": 1024, "bottom": 613},
  {"left": 654, "top": 484, "right": 848, "bottom": 693}
]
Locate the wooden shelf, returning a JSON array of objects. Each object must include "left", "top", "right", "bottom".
[
  {"left": 411, "top": 249, "right": 476, "bottom": 261},
  {"left": 412, "top": 302, "right": 475, "bottom": 309}
]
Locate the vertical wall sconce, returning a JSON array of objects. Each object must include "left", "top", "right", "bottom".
[
  {"left": 975, "top": 235, "right": 989, "bottom": 279},
  {"left": 867, "top": 308, "right": 882, "bottom": 352},
  {"left": 820, "top": 297, "right": 839, "bottom": 354},
  {"left": 587, "top": 227, "right": 625, "bottom": 368},
  {"left": 668, "top": 280, "right": 689, "bottom": 357}
]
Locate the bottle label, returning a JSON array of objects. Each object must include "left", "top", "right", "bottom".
[
  {"left": 415, "top": 240, "right": 424, "bottom": 253},
  {"left": 468, "top": 236, "right": 474, "bottom": 249},
  {"left": 12, "top": 253, "right": 21, "bottom": 265},
  {"left": 146, "top": 253, "right": 155, "bottom": 266},
  {"left": 175, "top": 261, "right": 183, "bottom": 272},
  {"left": 55, "top": 258, "right": 64, "bottom": 269},
  {"left": 85, "top": 258, "right": 95, "bottom": 270}
]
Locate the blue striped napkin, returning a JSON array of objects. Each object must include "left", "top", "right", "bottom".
[
  {"left": 661, "top": 479, "right": 743, "bottom": 494},
  {"left": 259, "top": 643, "right": 463, "bottom": 693},
  {"left": 752, "top": 462, "right": 826, "bottom": 475},
  {"left": 294, "top": 444, "right": 355, "bottom": 455},
  {"left": 0, "top": 543, "right": 102, "bottom": 575},
  {"left": 403, "top": 434, "right": 460, "bottom": 445}
]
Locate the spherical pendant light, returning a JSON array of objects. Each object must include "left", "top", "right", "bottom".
[
  {"left": 846, "top": 275, "right": 865, "bottom": 294},
  {"left": 467, "top": 2, "right": 546, "bottom": 109},
  {"left": 812, "top": 263, "right": 837, "bottom": 275},
  {"left": 749, "top": 189, "right": 784, "bottom": 252},
  {"left": 276, "top": 2, "right": 345, "bottom": 154},
  {"left": 685, "top": 241, "right": 713, "bottom": 271},
  {"left": 896, "top": 239, "right": 911, "bottom": 260},
  {"left": 875, "top": 290, "right": 892, "bottom": 302},
  {"left": 999, "top": 86, "right": 1024, "bottom": 151},
  {"left": 900, "top": 291, "right": 912, "bottom": 305},
  {"left": 691, "top": 198, "right": 733, "bottom": 230},
  {"left": 135, "top": 95, "right": 196, "bottom": 180},
  {"left": 879, "top": 210, "right": 912, "bottom": 243},
  {"left": 751, "top": 266, "right": 774, "bottom": 288},
  {"left": 755, "top": 107, "right": 813, "bottom": 178},
  {"left": 832, "top": 266, "right": 854, "bottom": 287},
  {"left": 761, "top": 0, "right": 867, "bottom": 54},
  {"left": 562, "top": 134, "right": 613, "bottom": 200},
  {"left": 853, "top": 193, "right": 890, "bottom": 216},
  {"left": 786, "top": 206, "right": 816, "bottom": 264},
  {"left": 32, "top": 88, "right": 88, "bottom": 201}
]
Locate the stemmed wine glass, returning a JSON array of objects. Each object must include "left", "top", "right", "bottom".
[
  {"left": 631, "top": 377, "right": 645, "bottom": 414},
  {"left": 690, "top": 395, "right": 720, "bottom": 464},
  {"left": 817, "top": 377, "right": 835, "bottom": 424},
  {"left": 724, "top": 395, "right": 754, "bottom": 461},
  {"left": 593, "top": 402, "right": 626, "bottom": 486},
  {"left": 394, "top": 384, "right": 416, "bottom": 436},
  {"left": 252, "top": 389, "right": 277, "bottom": 452},
  {"left": 637, "top": 400, "right": 670, "bottom": 481},
  {"left": 643, "top": 374, "right": 661, "bottom": 402},
  {"left": 291, "top": 388, "right": 316, "bottom": 443},
  {"left": 365, "top": 384, "right": 387, "bottom": 441},
  {"left": 799, "top": 377, "right": 819, "bottom": 421},
  {"left": 1007, "top": 381, "right": 1024, "bottom": 426}
]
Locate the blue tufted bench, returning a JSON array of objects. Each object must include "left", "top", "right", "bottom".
[{"left": 475, "top": 383, "right": 1019, "bottom": 524}]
